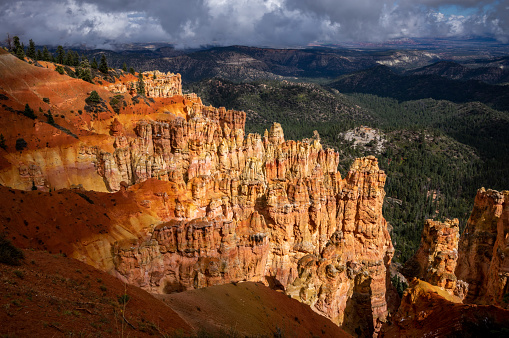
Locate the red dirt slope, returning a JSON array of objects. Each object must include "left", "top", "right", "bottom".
[
  {"left": 159, "top": 282, "right": 351, "bottom": 337},
  {"left": 0, "top": 250, "right": 192, "bottom": 337}
]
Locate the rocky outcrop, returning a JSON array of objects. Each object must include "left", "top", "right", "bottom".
[
  {"left": 0, "top": 53, "right": 396, "bottom": 336},
  {"left": 456, "top": 188, "right": 509, "bottom": 307},
  {"left": 381, "top": 279, "right": 509, "bottom": 337},
  {"left": 107, "top": 71, "right": 182, "bottom": 98},
  {"left": 98, "top": 102, "right": 394, "bottom": 336},
  {"left": 402, "top": 219, "right": 467, "bottom": 299}
]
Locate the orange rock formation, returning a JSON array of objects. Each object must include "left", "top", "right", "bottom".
[
  {"left": 456, "top": 188, "right": 509, "bottom": 307},
  {"left": 106, "top": 70, "right": 182, "bottom": 98},
  {"left": 381, "top": 279, "right": 509, "bottom": 337},
  {"left": 403, "top": 218, "right": 468, "bottom": 299},
  {"left": 0, "top": 50, "right": 395, "bottom": 336},
  {"left": 102, "top": 110, "right": 394, "bottom": 335}
]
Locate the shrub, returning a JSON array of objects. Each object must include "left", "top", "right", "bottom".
[
  {"left": 0, "top": 236, "right": 25, "bottom": 266},
  {"left": 109, "top": 95, "right": 124, "bottom": 114},
  {"left": 15, "top": 138, "right": 27, "bottom": 151},
  {"left": 117, "top": 294, "right": 130, "bottom": 305},
  {"left": 46, "top": 110, "right": 55, "bottom": 124},
  {"left": 87, "top": 91, "right": 101, "bottom": 103},
  {"left": 55, "top": 65, "right": 64, "bottom": 75},
  {"left": 23, "top": 104, "right": 36, "bottom": 119},
  {"left": 0, "top": 134, "right": 6, "bottom": 150}
]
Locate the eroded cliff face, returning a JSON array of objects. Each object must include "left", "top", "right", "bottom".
[
  {"left": 96, "top": 101, "right": 394, "bottom": 335},
  {"left": 380, "top": 279, "right": 509, "bottom": 337},
  {"left": 402, "top": 219, "right": 468, "bottom": 299},
  {"left": 402, "top": 187, "right": 509, "bottom": 308},
  {"left": 0, "top": 54, "right": 395, "bottom": 336},
  {"left": 106, "top": 70, "right": 182, "bottom": 98},
  {"left": 456, "top": 188, "right": 509, "bottom": 307},
  {"left": 382, "top": 206, "right": 509, "bottom": 336}
]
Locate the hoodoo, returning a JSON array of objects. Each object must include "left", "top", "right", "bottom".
[{"left": 0, "top": 50, "right": 395, "bottom": 336}]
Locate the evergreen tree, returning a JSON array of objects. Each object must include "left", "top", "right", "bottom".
[
  {"left": 129, "top": 67, "right": 135, "bottom": 75},
  {"left": 91, "top": 57, "right": 98, "bottom": 69},
  {"left": 36, "top": 49, "right": 43, "bottom": 61},
  {"left": 137, "top": 73, "right": 145, "bottom": 96},
  {"left": 64, "top": 50, "right": 72, "bottom": 66},
  {"left": 56, "top": 45, "right": 65, "bottom": 64},
  {"left": 23, "top": 104, "right": 36, "bottom": 119},
  {"left": 78, "top": 58, "right": 93, "bottom": 83},
  {"left": 0, "top": 134, "right": 6, "bottom": 150},
  {"left": 81, "top": 69, "right": 93, "bottom": 83},
  {"left": 12, "top": 36, "right": 25, "bottom": 60},
  {"left": 47, "top": 110, "right": 55, "bottom": 124},
  {"left": 98, "top": 54, "right": 108, "bottom": 74},
  {"left": 27, "top": 39, "right": 36, "bottom": 59},
  {"left": 12, "top": 36, "right": 20, "bottom": 51},
  {"left": 80, "top": 57, "right": 90, "bottom": 69},
  {"left": 73, "top": 51, "right": 80, "bottom": 66},
  {"left": 75, "top": 65, "right": 82, "bottom": 79},
  {"left": 42, "top": 46, "right": 50, "bottom": 61},
  {"left": 122, "top": 63, "right": 127, "bottom": 72}
]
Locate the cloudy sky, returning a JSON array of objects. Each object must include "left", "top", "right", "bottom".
[{"left": 1, "top": 0, "right": 508, "bottom": 48}]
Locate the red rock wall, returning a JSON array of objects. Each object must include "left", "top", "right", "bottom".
[
  {"left": 456, "top": 188, "right": 509, "bottom": 307},
  {"left": 402, "top": 219, "right": 467, "bottom": 298},
  {"left": 106, "top": 71, "right": 182, "bottom": 98},
  {"left": 96, "top": 104, "right": 394, "bottom": 336}
]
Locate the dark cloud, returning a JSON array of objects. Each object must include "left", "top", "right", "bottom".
[{"left": 0, "top": 0, "right": 507, "bottom": 48}]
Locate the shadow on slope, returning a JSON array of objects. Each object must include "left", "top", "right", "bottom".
[{"left": 158, "top": 281, "right": 349, "bottom": 337}]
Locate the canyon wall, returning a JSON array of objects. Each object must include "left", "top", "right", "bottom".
[
  {"left": 456, "top": 188, "right": 509, "bottom": 306},
  {"left": 94, "top": 104, "right": 394, "bottom": 335},
  {"left": 402, "top": 187, "right": 509, "bottom": 308},
  {"left": 382, "top": 190, "right": 509, "bottom": 336},
  {"left": 106, "top": 70, "right": 182, "bottom": 98},
  {"left": 0, "top": 53, "right": 396, "bottom": 336},
  {"left": 403, "top": 218, "right": 468, "bottom": 299}
]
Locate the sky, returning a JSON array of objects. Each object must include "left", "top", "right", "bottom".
[{"left": 0, "top": 0, "right": 508, "bottom": 49}]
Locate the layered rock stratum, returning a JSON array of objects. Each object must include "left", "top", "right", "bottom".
[
  {"left": 456, "top": 188, "right": 509, "bottom": 307},
  {"left": 384, "top": 189, "right": 509, "bottom": 336},
  {"left": 403, "top": 218, "right": 468, "bottom": 299},
  {"left": 0, "top": 49, "right": 394, "bottom": 336},
  {"left": 106, "top": 70, "right": 182, "bottom": 98},
  {"left": 98, "top": 111, "right": 395, "bottom": 334}
]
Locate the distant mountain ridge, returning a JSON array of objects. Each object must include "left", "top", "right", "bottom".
[
  {"left": 329, "top": 65, "right": 509, "bottom": 111},
  {"left": 406, "top": 60, "right": 509, "bottom": 84},
  {"left": 76, "top": 45, "right": 443, "bottom": 82}
]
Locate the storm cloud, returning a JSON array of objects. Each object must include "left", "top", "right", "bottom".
[{"left": 1, "top": 0, "right": 507, "bottom": 48}]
